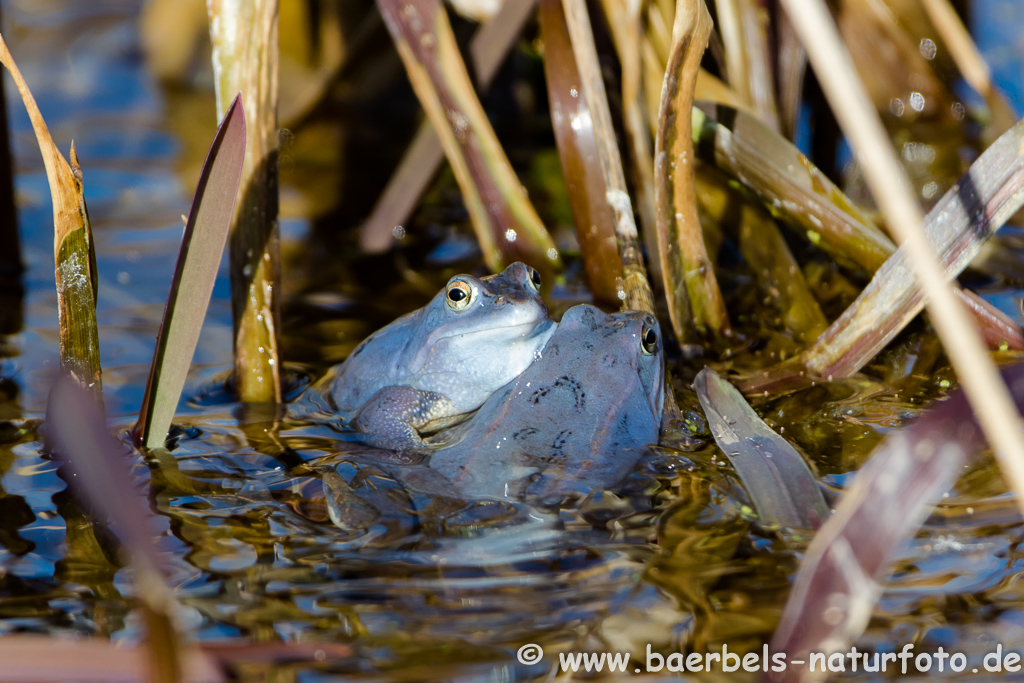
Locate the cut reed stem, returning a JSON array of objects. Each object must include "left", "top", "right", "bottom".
[{"left": 208, "top": 0, "right": 283, "bottom": 403}]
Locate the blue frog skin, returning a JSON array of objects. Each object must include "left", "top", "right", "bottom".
[
  {"left": 330, "top": 262, "right": 555, "bottom": 450},
  {"left": 426, "top": 304, "right": 665, "bottom": 503}
]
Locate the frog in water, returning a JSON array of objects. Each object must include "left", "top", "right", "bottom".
[
  {"left": 426, "top": 304, "right": 664, "bottom": 503},
  {"left": 330, "top": 262, "right": 555, "bottom": 450}
]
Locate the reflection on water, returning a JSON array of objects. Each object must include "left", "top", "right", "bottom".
[{"left": 0, "top": 0, "right": 1023, "bottom": 680}]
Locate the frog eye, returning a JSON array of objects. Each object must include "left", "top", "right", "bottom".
[
  {"left": 445, "top": 280, "right": 473, "bottom": 311},
  {"left": 640, "top": 322, "right": 659, "bottom": 355},
  {"left": 526, "top": 266, "right": 542, "bottom": 292}
]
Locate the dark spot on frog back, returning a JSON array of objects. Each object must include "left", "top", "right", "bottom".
[
  {"left": 512, "top": 426, "right": 538, "bottom": 441},
  {"left": 348, "top": 334, "right": 373, "bottom": 359},
  {"left": 550, "top": 429, "right": 571, "bottom": 456},
  {"left": 529, "top": 374, "right": 585, "bottom": 410}
]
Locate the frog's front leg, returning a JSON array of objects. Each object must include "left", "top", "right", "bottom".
[{"left": 350, "top": 385, "right": 455, "bottom": 451}]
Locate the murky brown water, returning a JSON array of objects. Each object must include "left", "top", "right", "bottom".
[{"left": 2, "top": 1, "right": 1024, "bottom": 680}]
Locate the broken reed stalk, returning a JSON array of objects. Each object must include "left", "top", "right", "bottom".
[
  {"left": 0, "top": 36, "right": 102, "bottom": 402},
  {"left": 360, "top": 0, "right": 539, "bottom": 254},
  {"left": 919, "top": 0, "right": 1018, "bottom": 140},
  {"left": 208, "top": 0, "right": 283, "bottom": 403},
  {"left": 653, "top": 0, "right": 729, "bottom": 338},
  {"left": 779, "top": 0, "right": 1024, "bottom": 515},
  {"left": 560, "top": 0, "right": 655, "bottom": 313},
  {"left": 376, "top": 0, "right": 560, "bottom": 274}
]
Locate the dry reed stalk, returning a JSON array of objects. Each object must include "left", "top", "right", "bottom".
[
  {"left": 715, "top": 0, "right": 780, "bottom": 130},
  {"left": 208, "top": 0, "right": 282, "bottom": 403},
  {"left": 654, "top": 0, "right": 730, "bottom": 338},
  {"left": 359, "top": 0, "right": 539, "bottom": 254},
  {"left": 0, "top": 36, "right": 102, "bottom": 401},
  {"left": 540, "top": 0, "right": 623, "bottom": 304},
  {"left": 375, "top": 0, "right": 559, "bottom": 273},
  {"left": 919, "top": 0, "right": 1018, "bottom": 140},
  {"left": 561, "top": 0, "right": 655, "bottom": 313},
  {"left": 779, "top": 0, "right": 1024, "bottom": 516},
  {"left": 599, "top": 0, "right": 658, "bottom": 263}
]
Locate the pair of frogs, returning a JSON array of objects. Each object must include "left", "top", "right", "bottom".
[{"left": 328, "top": 262, "right": 665, "bottom": 503}]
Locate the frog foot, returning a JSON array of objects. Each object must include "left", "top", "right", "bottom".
[{"left": 350, "top": 385, "right": 455, "bottom": 451}]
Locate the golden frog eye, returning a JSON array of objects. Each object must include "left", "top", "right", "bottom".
[
  {"left": 446, "top": 280, "right": 473, "bottom": 310},
  {"left": 641, "top": 322, "right": 659, "bottom": 355},
  {"left": 527, "top": 266, "right": 542, "bottom": 292}
]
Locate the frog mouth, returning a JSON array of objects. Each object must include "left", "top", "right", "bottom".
[{"left": 436, "top": 314, "right": 553, "bottom": 341}]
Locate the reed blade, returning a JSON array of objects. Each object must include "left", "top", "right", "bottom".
[
  {"left": 695, "top": 368, "right": 829, "bottom": 529},
  {"left": 49, "top": 377, "right": 184, "bottom": 683},
  {"left": 696, "top": 167, "right": 827, "bottom": 344},
  {"left": 693, "top": 101, "right": 894, "bottom": 273},
  {"left": 693, "top": 101, "right": 1024, "bottom": 363},
  {"left": 135, "top": 96, "right": 246, "bottom": 450},
  {"left": 766, "top": 364, "right": 1024, "bottom": 682},
  {"left": 654, "top": 0, "right": 729, "bottom": 339},
  {"left": 539, "top": 0, "right": 623, "bottom": 305},
  {"left": 560, "top": 0, "right": 655, "bottom": 314},
  {"left": 599, "top": 0, "right": 660, "bottom": 282},
  {"left": 715, "top": 0, "right": 780, "bottom": 130},
  {"left": 360, "top": 0, "right": 539, "bottom": 254},
  {"left": 375, "top": 0, "right": 560, "bottom": 274},
  {"left": 803, "top": 117, "right": 1024, "bottom": 379}
]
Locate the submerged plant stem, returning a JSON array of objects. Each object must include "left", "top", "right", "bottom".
[
  {"left": 209, "top": 0, "right": 282, "bottom": 403},
  {"left": 780, "top": 0, "right": 1024, "bottom": 519}
]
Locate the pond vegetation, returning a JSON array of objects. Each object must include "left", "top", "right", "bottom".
[{"left": 0, "top": 0, "right": 1024, "bottom": 680}]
